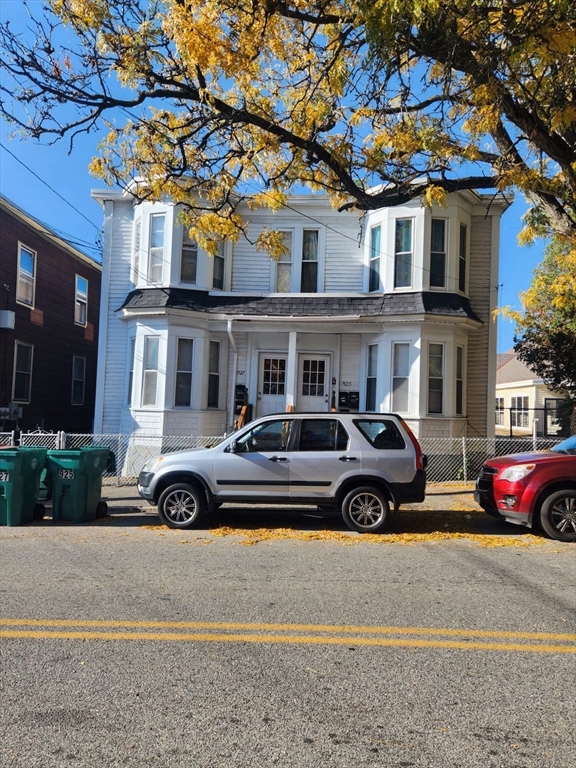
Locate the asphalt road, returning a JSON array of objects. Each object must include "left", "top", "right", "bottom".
[{"left": 1, "top": 501, "right": 575, "bottom": 768}]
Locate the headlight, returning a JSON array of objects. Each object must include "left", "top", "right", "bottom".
[
  {"left": 499, "top": 464, "right": 536, "bottom": 482},
  {"left": 143, "top": 455, "right": 163, "bottom": 472}
]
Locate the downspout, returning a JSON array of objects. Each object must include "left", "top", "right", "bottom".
[
  {"left": 227, "top": 319, "right": 238, "bottom": 434},
  {"left": 93, "top": 199, "right": 114, "bottom": 433}
]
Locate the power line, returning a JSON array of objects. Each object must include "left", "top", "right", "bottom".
[{"left": 0, "top": 140, "right": 100, "bottom": 232}]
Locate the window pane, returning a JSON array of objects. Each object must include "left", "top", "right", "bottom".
[
  {"left": 298, "top": 419, "right": 346, "bottom": 451},
  {"left": 429, "top": 344, "right": 443, "bottom": 377},
  {"left": 150, "top": 215, "right": 165, "bottom": 248},
  {"left": 209, "top": 341, "right": 220, "bottom": 373},
  {"left": 395, "top": 219, "right": 412, "bottom": 253},
  {"left": 354, "top": 420, "right": 405, "bottom": 449},
  {"left": 73, "top": 356, "right": 85, "bottom": 379},
  {"left": 177, "top": 339, "right": 193, "bottom": 371},
  {"left": 145, "top": 338, "right": 159, "bottom": 370},
  {"left": 393, "top": 343, "right": 410, "bottom": 377},
  {"left": 18, "top": 246, "right": 35, "bottom": 305},
  {"left": 459, "top": 224, "right": 467, "bottom": 292},
  {"left": 16, "top": 343, "right": 32, "bottom": 372},
  {"left": 237, "top": 419, "right": 293, "bottom": 452},
  {"left": 143, "top": 371, "right": 158, "bottom": 406},
  {"left": 207, "top": 373, "right": 219, "bottom": 408},
  {"left": 213, "top": 254, "right": 225, "bottom": 290},
  {"left": 365, "top": 377, "right": 376, "bottom": 411},
  {"left": 369, "top": 260, "right": 380, "bottom": 292},
  {"left": 181, "top": 243, "right": 198, "bottom": 283},
  {"left": 301, "top": 261, "right": 318, "bottom": 292},
  {"left": 276, "top": 262, "right": 291, "bottom": 292},
  {"left": 302, "top": 230, "right": 318, "bottom": 260},
  {"left": 367, "top": 344, "right": 378, "bottom": 377},
  {"left": 175, "top": 372, "right": 192, "bottom": 407},
  {"left": 392, "top": 376, "right": 409, "bottom": 412},
  {"left": 430, "top": 251, "right": 445, "bottom": 287},
  {"left": 431, "top": 219, "right": 445, "bottom": 252},
  {"left": 428, "top": 380, "right": 443, "bottom": 413}
]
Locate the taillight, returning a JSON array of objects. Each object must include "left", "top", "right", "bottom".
[{"left": 399, "top": 418, "right": 424, "bottom": 471}]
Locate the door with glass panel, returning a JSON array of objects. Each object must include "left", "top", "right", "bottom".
[
  {"left": 297, "top": 355, "right": 330, "bottom": 412},
  {"left": 257, "top": 355, "right": 288, "bottom": 417}
]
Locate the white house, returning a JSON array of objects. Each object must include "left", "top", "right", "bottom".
[
  {"left": 91, "top": 188, "right": 509, "bottom": 440},
  {"left": 496, "top": 351, "right": 564, "bottom": 436}
]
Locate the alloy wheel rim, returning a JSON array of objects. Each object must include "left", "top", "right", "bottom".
[
  {"left": 349, "top": 493, "right": 384, "bottom": 528},
  {"left": 551, "top": 497, "right": 576, "bottom": 533},
  {"left": 165, "top": 490, "right": 197, "bottom": 523}
]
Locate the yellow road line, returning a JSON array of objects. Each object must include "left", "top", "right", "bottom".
[
  {"left": 1, "top": 618, "right": 575, "bottom": 643},
  {"left": 1, "top": 628, "right": 575, "bottom": 653}
]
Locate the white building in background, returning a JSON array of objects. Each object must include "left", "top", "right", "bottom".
[
  {"left": 91, "top": 188, "right": 509, "bottom": 440},
  {"left": 496, "top": 351, "right": 564, "bottom": 436}
]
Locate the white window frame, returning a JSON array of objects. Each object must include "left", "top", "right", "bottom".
[
  {"left": 131, "top": 218, "right": 142, "bottom": 285},
  {"left": 455, "top": 345, "right": 464, "bottom": 416},
  {"left": 368, "top": 225, "right": 381, "bottom": 292},
  {"left": 12, "top": 341, "right": 34, "bottom": 403},
  {"left": 127, "top": 337, "right": 136, "bottom": 406},
  {"left": 511, "top": 396, "right": 529, "bottom": 428},
  {"left": 458, "top": 223, "right": 467, "bottom": 293},
  {"left": 365, "top": 344, "right": 378, "bottom": 411},
  {"left": 212, "top": 242, "right": 225, "bottom": 290},
  {"left": 74, "top": 274, "right": 88, "bottom": 327},
  {"left": 394, "top": 218, "right": 413, "bottom": 289},
  {"left": 71, "top": 355, "right": 86, "bottom": 406},
  {"left": 207, "top": 340, "right": 221, "bottom": 409},
  {"left": 148, "top": 213, "right": 165, "bottom": 284},
  {"left": 495, "top": 397, "right": 505, "bottom": 426},
  {"left": 142, "top": 336, "right": 160, "bottom": 407},
  {"left": 430, "top": 218, "right": 447, "bottom": 289},
  {"left": 180, "top": 228, "right": 198, "bottom": 285},
  {"left": 174, "top": 337, "right": 194, "bottom": 408},
  {"left": 300, "top": 229, "right": 320, "bottom": 293},
  {"left": 272, "top": 228, "right": 324, "bottom": 293},
  {"left": 17, "top": 243, "right": 36, "bottom": 308},
  {"left": 427, "top": 343, "right": 444, "bottom": 415},
  {"left": 392, "top": 342, "right": 410, "bottom": 414}
]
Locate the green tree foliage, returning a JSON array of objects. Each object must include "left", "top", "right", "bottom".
[{"left": 1, "top": 1, "right": 575, "bottom": 250}]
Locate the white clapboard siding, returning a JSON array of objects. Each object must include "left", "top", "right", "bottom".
[
  {"left": 339, "top": 334, "right": 362, "bottom": 390},
  {"left": 101, "top": 199, "right": 134, "bottom": 433}
]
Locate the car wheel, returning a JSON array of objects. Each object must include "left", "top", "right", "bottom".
[
  {"left": 539, "top": 489, "right": 576, "bottom": 542},
  {"left": 158, "top": 483, "right": 205, "bottom": 529},
  {"left": 341, "top": 486, "right": 389, "bottom": 533}
]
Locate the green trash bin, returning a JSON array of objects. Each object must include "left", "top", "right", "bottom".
[
  {"left": 0, "top": 447, "right": 47, "bottom": 526},
  {"left": 46, "top": 447, "right": 109, "bottom": 523}
]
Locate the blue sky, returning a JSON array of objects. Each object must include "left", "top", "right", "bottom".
[{"left": 0, "top": 0, "right": 546, "bottom": 353}]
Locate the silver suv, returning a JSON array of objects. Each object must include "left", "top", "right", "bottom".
[{"left": 138, "top": 413, "right": 426, "bottom": 533}]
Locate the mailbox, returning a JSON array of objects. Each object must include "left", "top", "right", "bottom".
[
  {"left": 338, "top": 391, "right": 360, "bottom": 412},
  {"left": 234, "top": 384, "right": 248, "bottom": 415}
]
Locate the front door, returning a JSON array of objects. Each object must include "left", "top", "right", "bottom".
[
  {"left": 256, "top": 354, "right": 287, "bottom": 417},
  {"left": 297, "top": 355, "right": 330, "bottom": 412}
]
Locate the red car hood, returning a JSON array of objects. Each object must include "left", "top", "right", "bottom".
[{"left": 484, "top": 452, "right": 561, "bottom": 468}]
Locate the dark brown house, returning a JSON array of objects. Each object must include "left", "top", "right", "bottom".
[{"left": 0, "top": 194, "right": 101, "bottom": 433}]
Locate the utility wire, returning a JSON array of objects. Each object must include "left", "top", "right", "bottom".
[{"left": 0, "top": 140, "right": 100, "bottom": 232}]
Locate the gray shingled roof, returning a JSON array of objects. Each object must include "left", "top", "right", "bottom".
[{"left": 118, "top": 288, "right": 482, "bottom": 322}]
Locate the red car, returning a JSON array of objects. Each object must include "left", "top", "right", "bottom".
[{"left": 475, "top": 437, "right": 576, "bottom": 542}]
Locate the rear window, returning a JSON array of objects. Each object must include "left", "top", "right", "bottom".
[{"left": 354, "top": 420, "right": 406, "bottom": 450}]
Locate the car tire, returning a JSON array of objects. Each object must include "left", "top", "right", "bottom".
[
  {"left": 158, "top": 483, "right": 205, "bottom": 529},
  {"left": 539, "top": 489, "right": 576, "bottom": 542},
  {"left": 341, "top": 486, "right": 389, "bottom": 533}
]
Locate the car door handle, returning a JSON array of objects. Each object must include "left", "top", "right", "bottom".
[
  {"left": 339, "top": 456, "right": 358, "bottom": 461},
  {"left": 269, "top": 456, "right": 288, "bottom": 462}
]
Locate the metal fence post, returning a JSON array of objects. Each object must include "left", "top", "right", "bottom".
[{"left": 462, "top": 437, "right": 467, "bottom": 482}]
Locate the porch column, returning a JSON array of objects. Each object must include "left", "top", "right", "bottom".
[{"left": 285, "top": 331, "right": 298, "bottom": 412}]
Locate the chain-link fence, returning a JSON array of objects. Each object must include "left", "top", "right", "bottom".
[
  {"left": 420, "top": 436, "right": 563, "bottom": 482},
  {"left": 1, "top": 431, "right": 566, "bottom": 484}
]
